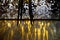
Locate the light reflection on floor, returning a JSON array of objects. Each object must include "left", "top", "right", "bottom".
[{"left": 0, "top": 20, "right": 56, "bottom": 40}]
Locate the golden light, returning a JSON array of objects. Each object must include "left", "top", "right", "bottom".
[
  {"left": 0, "top": 20, "right": 56, "bottom": 40},
  {"left": 7, "top": 22, "right": 11, "bottom": 28},
  {"left": 19, "top": 20, "right": 54, "bottom": 40}
]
